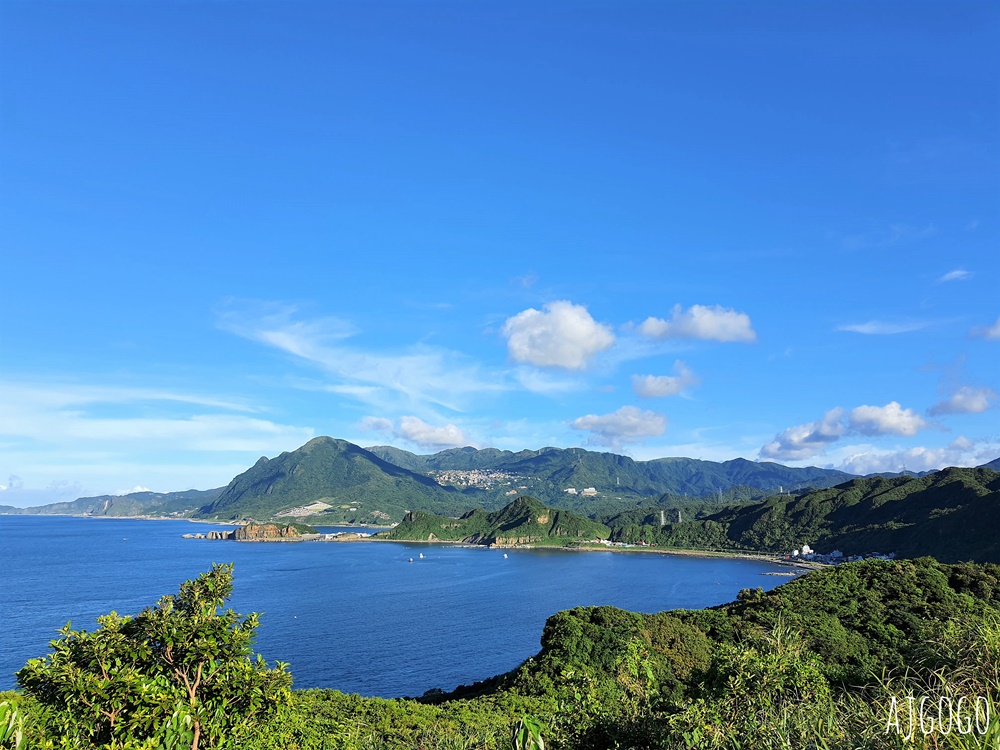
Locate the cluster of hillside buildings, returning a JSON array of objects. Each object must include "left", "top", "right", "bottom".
[
  {"left": 429, "top": 469, "right": 528, "bottom": 490},
  {"left": 563, "top": 487, "right": 599, "bottom": 496}
]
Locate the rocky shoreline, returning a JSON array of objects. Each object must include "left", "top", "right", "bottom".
[
  {"left": 180, "top": 522, "right": 817, "bottom": 571},
  {"left": 183, "top": 523, "right": 320, "bottom": 542}
]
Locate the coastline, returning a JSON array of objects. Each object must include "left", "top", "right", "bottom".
[
  {"left": 359, "top": 535, "right": 815, "bottom": 569},
  {"left": 4, "top": 514, "right": 816, "bottom": 570}
]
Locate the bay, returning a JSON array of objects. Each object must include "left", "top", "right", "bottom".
[{"left": 0, "top": 515, "right": 795, "bottom": 697}]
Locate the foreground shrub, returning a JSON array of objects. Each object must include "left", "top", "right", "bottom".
[{"left": 16, "top": 563, "right": 291, "bottom": 749}]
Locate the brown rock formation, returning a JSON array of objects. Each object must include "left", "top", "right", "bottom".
[{"left": 233, "top": 524, "right": 303, "bottom": 541}]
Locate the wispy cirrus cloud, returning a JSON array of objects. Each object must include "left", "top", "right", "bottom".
[
  {"left": 970, "top": 317, "right": 1000, "bottom": 341},
  {"left": 0, "top": 381, "right": 314, "bottom": 451},
  {"left": 0, "top": 379, "right": 317, "bottom": 505},
  {"left": 938, "top": 268, "right": 972, "bottom": 283},
  {"left": 0, "top": 381, "right": 258, "bottom": 413},
  {"left": 841, "top": 223, "right": 935, "bottom": 251},
  {"left": 218, "top": 300, "right": 509, "bottom": 413},
  {"left": 836, "top": 320, "right": 931, "bottom": 335}
]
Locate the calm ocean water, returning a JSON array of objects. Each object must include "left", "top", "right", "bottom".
[{"left": 0, "top": 515, "right": 794, "bottom": 697}]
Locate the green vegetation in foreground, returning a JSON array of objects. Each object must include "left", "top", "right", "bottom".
[
  {"left": 7, "top": 557, "right": 1000, "bottom": 749},
  {"left": 378, "top": 495, "right": 611, "bottom": 546},
  {"left": 611, "top": 466, "right": 1000, "bottom": 563},
  {"left": 11, "top": 563, "right": 290, "bottom": 749}
]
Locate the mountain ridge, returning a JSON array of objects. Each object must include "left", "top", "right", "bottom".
[
  {"left": 610, "top": 466, "right": 1000, "bottom": 563},
  {"left": 381, "top": 495, "right": 611, "bottom": 546}
]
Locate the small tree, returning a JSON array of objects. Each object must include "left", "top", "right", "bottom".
[{"left": 17, "top": 563, "right": 291, "bottom": 749}]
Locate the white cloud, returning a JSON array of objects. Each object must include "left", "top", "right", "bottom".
[
  {"left": 570, "top": 406, "right": 667, "bottom": 448},
  {"left": 839, "top": 446, "right": 961, "bottom": 475},
  {"left": 632, "top": 361, "right": 700, "bottom": 398},
  {"left": 760, "top": 401, "right": 929, "bottom": 461},
  {"left": 938, "top": 268, "right": 972, "bottom": 283},
  {"left": 849, "top": 402, "right": 927, "bottom": 436},
  {"left": 0, "top": 475, "right": 23, "bottom": 492},
  {"left": 513, "top": 272, "right": 538, "bottom": 289},
  {"left": 0, "top": 382, "right": 256, "bottom": 413},
  {"left": 502, "top": 300, "right": 615, "bottom": 370},
  {"left": 358, "top": 416, "right": 394, "bottom": 435},
  {"left": 950, "top": 435, "right": 974, "bottom": 451},
  {"left": 0, "top": 382, "right": 313, "bottom": 452},
  {"left": 971, "top": 317, "right": 1000, "bottom": 340},
  {"left": 837, "top": 320, "right": 929, "bottom": 335},
  {"left": 759, "top": 408, "right": 846, "bottom": 461},
  {"left": 639, "top": 304, "right": 756, "bottom": 343},
  {"left": 396, "top": 417, "right": 470, "bottom": 450},
  {"left": 513, "top": 367, "right": 586, "bottom": 395},
  {"left": 219, "top": 300, "right": 508, "bottom": 411},
  {"left": 358, "top": 415, "right": 471, "bottom": 451},
  {"left": 928, "top": 386, "right": 997, "bottom": 415}
]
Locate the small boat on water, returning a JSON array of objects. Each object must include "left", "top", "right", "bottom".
[
  {"left": 503, "top": 553, "right": 508, "bottom": 559},
  {"left": 419, "top": 553, "right": 424, "bottom": 558},
  {"left": 408, "top": 558, "right": 414, "bottom": 563}
]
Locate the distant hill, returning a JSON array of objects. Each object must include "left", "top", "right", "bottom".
[
  {"left": 197, "top": 437, "right": 472, "bottom": 524},
  {"left": 380, "top": 495, "right": 610, "bottom": 546},
  {"left": 611, "top": 466, "right": 1000, "bottom": 563},
  {"left": 1, "top": 488, "right": 222, "bottom": 517},
  {"left": 16, "top": 439, "right": 991, "bottom": 528},
  {"left": 980, "top": 456, "right": 1000, "bottom": 471},
  {"left": 366, "top": 445, "right": 856, "bottom": 508}
]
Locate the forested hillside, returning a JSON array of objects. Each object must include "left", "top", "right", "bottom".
[
  {"left": 380, "top": 495, "right": 610, "bottom": 546},
  {"left": 368, "top": 444, "right": 856, "bottom": 505},
  {"left": 612, "top": 466, "right": 1000, "bottom": 563},
  {"left": 198, "top": 437, "right": 469, "bottom": 523}
]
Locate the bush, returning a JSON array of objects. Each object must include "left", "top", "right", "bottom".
[{"left": 16, "top": 563, "right": 291, "bottom": 749}]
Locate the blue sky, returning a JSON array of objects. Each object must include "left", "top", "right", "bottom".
[{"left": 2, "top": 1, "right": 998, "bottom": 506}]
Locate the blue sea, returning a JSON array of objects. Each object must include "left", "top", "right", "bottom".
[{"left": 0, "top": 516, "right": 796, "bottom": 697}]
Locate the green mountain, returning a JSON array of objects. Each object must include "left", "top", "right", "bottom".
[
  {"left": 980, "top": 456, "right": 1000, "bottom": 471},
  {"left": 366, "top": 444, "right": 856, "bottom": 508},
  {"left": 197, "top": 437, "right": 472, "bottom": 523},
  {"left": 1, "top": 488, "right": 222, "bottom": 517},
  {"left": 611, "top": 466, "right": 1000, "bottom": 563},
  {"left": 380, "top": 495, "right": 611, "bottom": 546}
]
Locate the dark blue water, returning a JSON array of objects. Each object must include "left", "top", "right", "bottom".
[{"left": 0, "top": 516, "right": 794, "bottom": 697}]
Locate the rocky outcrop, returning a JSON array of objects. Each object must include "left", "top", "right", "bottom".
[
  {"left": 185, "top": 524, "right": 307, "bottom": 542},
  {"left": 490, "top": 536, "right": 543, "bottom": 548},
  {"left": 233, "top": 524, "right": 303, "bottom": 541}
]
